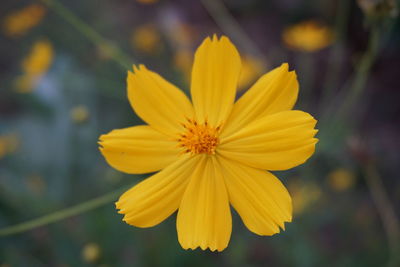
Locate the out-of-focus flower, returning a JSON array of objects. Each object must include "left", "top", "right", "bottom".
[
  {"left": 136, "top": 0, "right": 158, "bottom": 4},
  {"left": 173, "top": 49, "right": 192, "bottom": 82},
  {"left": 70, "top": 105, "right": 90, "bottom": 124},
  {"left": 357, "top": 0, "right": 398, "bottom": 19},
  {"left": 14, "top": 39, "right": 54, "bottom": 93},
  {"left": 82, "top": 243, "right": 100, "bottom": 263},
  {"left": 25, "top": 174, "right": 46, "bottom": 195},
  {"left": 131, "top": 24, "right": 162, "bottom": 55},
  {"left": 99, "top": 35, "right": 318, "bottom": 251},
  {"left": 238, "top": 56, "right": 264, "bottom": 91},
  {"left": 2, "top": 4, "right": 46, "bottom": 38},
  {"left": 282, "top": 20, "right": 334, "bottom": 52},
  {"left": 0, "top": 133, "right": 19, "bottom": 159},
  {"left": 289, "top": 180, "right": 322, "bottom": 215},
  {"left": 21, "top": 39, "right": 54, "bottom": 75},
  {"left": 327, "top": 168, "right": 356, "bottom": 192}
]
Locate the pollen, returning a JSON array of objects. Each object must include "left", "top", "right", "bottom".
[{"left": 178, "top": 118, "right": 221, "bottom": 155}]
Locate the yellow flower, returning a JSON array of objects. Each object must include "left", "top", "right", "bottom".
[
  {"left": 173, "top": 51, "right": 265, "bottom": 90},
  {"left": 282, "top": 20, "right": 334, "bottom": 52},
  {"left": 15, "top": 39, "right": 54, "bottom": 93},
  {"left": 99, "top": 35, "right": 318, "bottom": 251},
  {"left": 327, "top": 168, "right": 356, "bottom": 192},
  {"left": 131, "top": 24, "right": 162, "bottom": 55},
  {"left": 2, "top": 4, "right": 46, "bottom": 37}
]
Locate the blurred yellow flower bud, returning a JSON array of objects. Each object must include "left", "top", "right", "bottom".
[
  {"left": 22, "top": 39, "right": 54, "bottom": 75},
  {"left": 70, "top": 105, "right": 90, "bottom": 124},
  {"left": 131, "top": 24, "right": 162, "bottom": 55},
  {"left": 289, "top": 180, "right": 322, "bottom": 215},
  {"left": 327, "top": 168, "right": 356, "bottom": 192},
  {"left": 2, "top": 4, "right": 46, "bottom": 37},
  {"left": 15, "top": 39, "right": 54, "bottom": 93},
  {"left": 282, "top": 20, "right": 334, "bottom": 52},
  {"left": 82, "top": 243, "right": 101, "bottom": 263},
  {"left": 173, "top": 49, "right": 192, "bottom": 82}
]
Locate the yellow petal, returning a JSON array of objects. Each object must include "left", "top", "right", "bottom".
[
  {"left": 219, "top": 110, "right": 318, "bottom": 171},
  {"left": 221, "top": 63, "right": 298, "bottom": 138},
  {"left": 177, "top": 156, "right": 232, "bottom": 252},
  {"left": 127, "top": 65, "right": 194, "bottom": 137},
  {"left": 190, "top": 35, "right": 241, "bottom": 127},
  {"left": 116, "top": 154, "right": 198, "bottom": 228},
  {"left": 218, "top": 156, "right": 292, "bottom": 235},
  {"left": 99, "top": 125, "right": 179, "bottom": 174}
]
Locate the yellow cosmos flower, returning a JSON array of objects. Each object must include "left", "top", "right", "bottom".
[
  {"left": 99, "top": 35, "right": 318, "bottom": 251},
  {"left": 282, "top": 20, "right": 334, "bottom": 52},
  {"left": 2, "top": 4, "right": 46, "bottom": 38}
]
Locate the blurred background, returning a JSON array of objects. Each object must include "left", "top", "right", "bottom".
[{"left": 0, "top": 0, "right": 399, "bottom": 266}]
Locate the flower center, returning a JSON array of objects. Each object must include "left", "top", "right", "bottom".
[{"left": 178, "top": 118, "right": 220, "bottom": 155}]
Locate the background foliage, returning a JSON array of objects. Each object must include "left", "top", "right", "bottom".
[{"left": 0, "top": 0, "right": 399, "bottom": 266}]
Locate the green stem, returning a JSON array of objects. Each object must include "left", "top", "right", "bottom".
[
  {"left": 38, "top": 0, "right": 133, "bottom": 69},
  {"left": 317, "top": 25, "right": 381, "bottom": 153},
  {"left": 0, "top": 185, "right": 129, "bottom": 237},
  {"left": 336, "top": 26, "right": 381, "bottom": 118},
  {"left": 363, "top": 162, "right": 400, "bottom": 267}
]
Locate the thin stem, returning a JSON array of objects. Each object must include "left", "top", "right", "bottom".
[
  {"left": 363, "top": 162, "right": 400, "bottom": 267},
  {"left": 201, "top": 0, "right": 267, "bottom": 66},
  {"left": 0, "top": 185, "right": 129, "bottom": 237},
  {"left": 336, "top": 26, "right": 380, "bottom": 118},
  {"left": 38, "top": 0, "right": 133, "bottom": 69},
  {"left": 319, "top": 25, "right": 381, "bottom": 137},
  {"left": 320, "top": 0, "right": 351, "bottom": 111}
]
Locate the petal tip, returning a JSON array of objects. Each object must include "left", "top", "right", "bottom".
[
  {"left": 281, "top": 62, "right": 289, "bottom": 70},
  {"left": 212, "top": 33, "right": 218, "bottom": 41}
]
